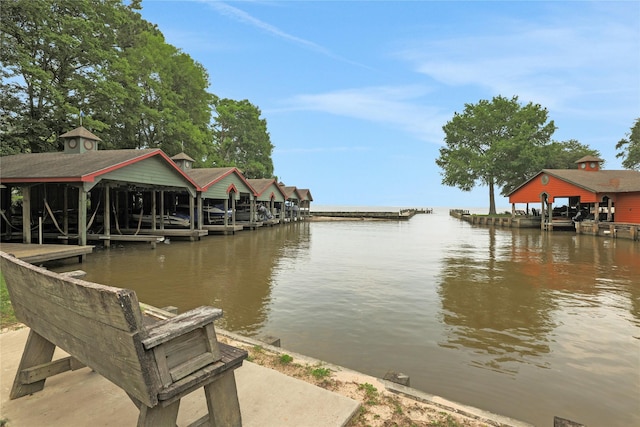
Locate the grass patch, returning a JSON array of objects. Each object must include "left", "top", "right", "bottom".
[
  {"left": 1, "top": 274, "right": 18, "bottom": 328},
  {"left": 309, "top": 366, "right": 332, "bottom": 379},
  {"left": 358, "top": 382, "right": 379, "bottom": 405},
  {"left": 278, "top": 354, "right": 293, "bottom": 365}
]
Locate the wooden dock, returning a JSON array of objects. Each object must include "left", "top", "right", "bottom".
[
  {"left": 310, "top": 208, "right": 429, "bottom": 220},
  {"left": 0, "top": 243, "right": 94, "bottom": 264},
  {"left": 119, "top": 228, "right": 209, "bottom": 241},
  {"left": 202, "top": 224, "right": 244, "bottom": 235}
]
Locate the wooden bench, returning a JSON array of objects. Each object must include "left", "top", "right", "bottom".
[{"left": 0, "top": 251, "right": 247, "bottom": 427}]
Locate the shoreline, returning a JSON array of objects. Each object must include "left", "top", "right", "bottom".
[
  {"left": 217, "top": 329, "right": 532, "bottom": 427},
  {"left": 1, "top": 323, "right": 531, "bottom": 427}
]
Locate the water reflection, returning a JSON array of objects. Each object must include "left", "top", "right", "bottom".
[
  {"left": 438, "top": 227, "right": 555, "bottom": 374},
  {"left": 73, "top": 222, "right": 311, "bottom": 334}
]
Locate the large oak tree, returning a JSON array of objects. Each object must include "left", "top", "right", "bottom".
[{"left": 436, "top": 95, "right": 556, "bottom": 214}]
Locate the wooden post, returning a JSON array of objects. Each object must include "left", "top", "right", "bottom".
[
  {"left": 22, "top": 185, "right": 31, "bottom": 243},
  {"left": 231, "top": 196, "right": 236, "bottom": 227},
  {"left": 152, "top": 191, "right": 157, "bottom": 231},
  {"left": 594, "top": 202, "right": 600, "bottom": 223},
  {"left": 540, "top": 194, "right": 545, "bottom": 231},
  {"left": 189, "top": 194, "right": 195, "bottom": 232},
  {"left": 63, "top": 186, "right": 69, "bottom": 244},
  {"left": 607, "top": 197, "right": 613, "bottom": 222},
  {"left": 548, "top": 199, "right": 553, "bottom": 231},
  {"left": 250, "top": 196, "right": 256, "bottom": 224},
  {"left": 197, "top": 193, "right": 203, "bottom": 230},
  {"left": 78, "top": 187, "right": 87, "bottom": 247},
  {"left": 223, "top": 199, "right": 229, "bottom": 227},
  {"left": 159, "top": 191, "right": 165, "bottom": 230},
  {"left": 104, "top": 184, "right": 111, "bottom": 248}
]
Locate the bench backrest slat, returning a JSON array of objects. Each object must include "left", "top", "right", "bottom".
[{"left": 0, "top": 251, "right": 160, "bottom": 407}]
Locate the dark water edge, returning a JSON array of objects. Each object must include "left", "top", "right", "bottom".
[{"left": 50, "top": 209, "right": 640, "bottom": 426}]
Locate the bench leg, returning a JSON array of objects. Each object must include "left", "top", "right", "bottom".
[
  {"left": 204, "top": 371, "right": 242, "bottom": 427},
  {"left": 137, "top": 400, "right": 180, "bottom": 427},
  {"left": 10, "top": 329, "right": 56, "bottom": 399}
]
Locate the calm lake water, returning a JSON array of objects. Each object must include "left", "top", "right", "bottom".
[{"left": 52, "top": 209, "right": 640, "bottom": 426}]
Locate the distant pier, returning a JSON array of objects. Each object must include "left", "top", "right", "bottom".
[{"left": 311, "top": 208, "right": 432, "bottom": 220}]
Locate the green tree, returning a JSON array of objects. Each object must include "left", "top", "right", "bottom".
[
  {"left": 115, "top": 29, "right": 214, "bottom": 160},
  {"left": 210, "top": 98, "right": 274, "bottom": 178},
  {"left": 0, "top": 0, "right": 135, "bottom": 154},
  {"left": 0, "top": 0, "right": 214, "bottom": 161},
  {"left": 543, "top": 139, "right": 601, "bottom": 170},
  {"left": 615, "top": 118, "right": 640, "bottom": 170},
  {"left": 436, "top": 95, "right": 556, "bottom": 214}
]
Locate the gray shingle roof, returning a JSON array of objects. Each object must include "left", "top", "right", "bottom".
[{"left": 0, "top": 149, "right": 160, "bottom": 181}]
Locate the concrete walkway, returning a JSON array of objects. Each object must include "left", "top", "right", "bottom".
[{"left": 0, "top": 327, "right": 360, "bottom": 426}]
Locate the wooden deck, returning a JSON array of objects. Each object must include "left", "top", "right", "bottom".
[
  {"left": 0, "top": 243, "right": 94, "bottom": 264},
  {"left": 202, "top": 224, "right": 244, "bottom": 235},
  {"left": 119, "top": 228, "right": 209, "bottom": 241}
]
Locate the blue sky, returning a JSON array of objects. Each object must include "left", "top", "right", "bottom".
[{"left": 139, "top": 0, "right": 640, "bottom": 209}]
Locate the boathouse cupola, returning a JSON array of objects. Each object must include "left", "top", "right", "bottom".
[
  {"left": 171, "top": 152, "right": 195, "bottom": 171},
  {"left": 575, "top": 155, "right": 603, "bottom": 172},
  {"left": 60, "top": 126, "right": 102, "bottom": 154}
]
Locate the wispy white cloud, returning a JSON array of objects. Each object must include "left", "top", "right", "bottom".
[
  {"left": 395, "top": 9, "right": 639, "bottom": 118},
  {"left": 200, "top": 0, "right": 370, "bottom": 68},
  {"left": 277, "top": 85, "right": 449, "bottom": 144}
]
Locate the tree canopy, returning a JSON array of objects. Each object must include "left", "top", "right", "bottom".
[
  {"left": 436, "top": 95, "right": 557, "bottom": 214},
  {"left": 615, "top": 118, "right": 640, "bottom": 171},
  {"left": 209, "top": 98, "right": 274, "bottom": 178},
  {"left": 0, "top": 0, "right": 275, "bottom": 177}
]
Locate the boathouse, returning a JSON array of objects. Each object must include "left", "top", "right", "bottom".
[
  {"left": 171, "top": 153, "right": 259, "bottom": 233},
  {"left": 0, "top": 127, "right": 202, "bottom": 247},
  {"left": 247, "top": 178, "right": 288, "bottom": 225},
  {"left": 296, "top": 189, "right": 314, "bottom": 218},
  {"left": 508, "top": 156, "right": 640, "bottom": 239},
  {"left": 278, "top": 184, "right": 301, "bottom": 222}
]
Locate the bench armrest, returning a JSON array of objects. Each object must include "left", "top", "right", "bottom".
[{"left": 141, "top": 306, "right": 222, "bottom": 350}]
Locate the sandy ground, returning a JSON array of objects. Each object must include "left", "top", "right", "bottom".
[{"left": 217, "top": 334, "right": 492, "bottom": 427}]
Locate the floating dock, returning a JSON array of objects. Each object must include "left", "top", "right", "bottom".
[
  {"left": 311, "top": 208, "right": 432, "bottom": 220},
  {"left": 0, "top": 243, "right": 94, "bottom": 264}
]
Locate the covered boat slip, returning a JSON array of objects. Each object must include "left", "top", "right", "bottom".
[
  {"left": 247, "top": 178, "right": 288, "bottom": 226},
  {"left": 0, "top": 127, "right": 201, "bottom": 248},
  {"left": 1, "top": 128, "right": 312, "bottom": 256},
  {"left": 507, "top": 156, "right": 640, "bottom": 238},
  {"left": 183, "top": 163, "right": 265, "bottom": 234}
]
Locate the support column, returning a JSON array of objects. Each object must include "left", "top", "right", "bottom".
[
  {"left": 223, "top": 199, "right": 229, "bottom": 227},
  {"left": 594, "top": 202, "right": 600, "bottom": 223},
  {"left": 78, "top": 188, "right": 87, "bottom": 247},
  {"left": 197, "top": 193, "right": 203, "bottom": 230},
  {"left": 250, "top": 197, "right": 256, "bottom": 224},
  {"left": 22, "top": 186, "right": 31, "bottom": 243},
  {"left": 189, "top": 194, "right": 195, "bottom": 231},
  {"left": 607, "top": 198, "right": 613, "bottom": 222},
  {"left": 231, "top": 196, "right": 236, "bottom": 227},
  {"left": 160, "top": 191, "right": 165, "bottom": 230},
  {"left": 104, "top": 184, "right": 111, "bottom": 248},
  {"left": 151, "top": 191, "right": 157, "bottom": 231},
  {"left": 63, "top": 187, "right": 69, "bottom": 243}
]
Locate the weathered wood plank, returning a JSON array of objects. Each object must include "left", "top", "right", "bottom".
[
  {"left": 10, "top": 330, "right": 55, "bottom": 399},
  {"left": 141, "top": 306, "right": 223, "bottom": 349},
  {"left": 19, "top": 356, "right": 85, "bottom": 384}
]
